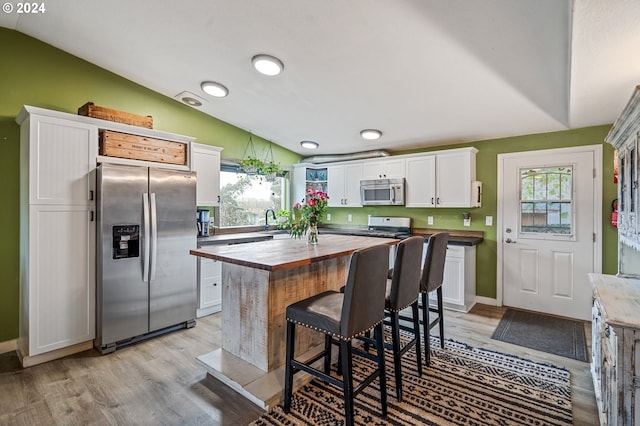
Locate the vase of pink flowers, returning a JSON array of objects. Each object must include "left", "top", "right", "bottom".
[{"left": 289, "top": 188, "right": 329, "bottom": 244}]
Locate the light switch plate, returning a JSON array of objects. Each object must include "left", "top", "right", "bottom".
[
  {"left": 485, "top": 216, "right": 493, "bottom": 226},
  {"left": 347, "top": 214, "right": 353, "bottom": 222},
  {"left": 463, "top": 218, "right": 471, "bottom": 227},
  {"left": 427, "top": 216, "right": 434, "bottom": 225},
  {"left": 326, "top": 213, "right": 331, "bottom": 221}
]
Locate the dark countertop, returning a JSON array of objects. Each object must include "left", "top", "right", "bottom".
[
  {"left": 411, "top": 229, "right": 483, "bottom": 246},
  {"left": 197, "top": 232, "right": 273, "bottom": 246},
  {"left": 318, "top": 226, "right": 483, "bottom": 246},
  {"left": 197, "top": 227, "right": 483, "bottom": 247}
]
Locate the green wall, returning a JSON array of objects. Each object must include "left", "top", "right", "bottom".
[
  {"left": 0, "top": 27, "right": 619, "bottom": 342},
  {"left": 0, "top": 28, "right": 300, "bottom": 341},
  {"left": 326, "top": 126, "right": 618, "bottom": 299}
]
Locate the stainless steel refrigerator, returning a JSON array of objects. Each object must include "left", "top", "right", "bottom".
[{"left": 95, "top": 163, "right": 197, "bottom": 354}]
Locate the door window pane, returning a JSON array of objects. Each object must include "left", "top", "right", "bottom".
[{"left": 520, "top": 167, "right": 572, "bottom": 234}]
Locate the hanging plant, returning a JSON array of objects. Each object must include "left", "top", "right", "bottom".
[
  {"left": 261, "top": 161, "right": 284, "bottom": 182},
  {"left": 239, "top": 157, "right": 265, "bottom": 175}
]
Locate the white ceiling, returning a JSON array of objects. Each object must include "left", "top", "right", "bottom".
[{"left": 2, "top": 0, "right": 640, "bottom": 156}]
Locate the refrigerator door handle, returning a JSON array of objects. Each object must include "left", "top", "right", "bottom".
[
  {"left": 142, "top": 192, "right": 150, "bottom": 282},
  {"left": 150, "top": 192, "right": 158, "bottom": 281}
]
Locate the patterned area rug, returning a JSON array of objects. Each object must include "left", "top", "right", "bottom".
[
  {"left": 491, "top": 309, "right": 588, "bottom": 361},
  {"left": 251, "top": 336, "right": 572, "bottom": 425}
]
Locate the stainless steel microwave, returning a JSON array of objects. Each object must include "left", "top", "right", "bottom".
[{"left": 360, "top": 178, "right": 405, "bottom": 206}]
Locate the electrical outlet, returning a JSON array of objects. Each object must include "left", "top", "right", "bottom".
[
  {"left": 347, "top": 214, "right": 353, "bottom": 222},
  {"left": 463, "top": 218, "right": 471, "bottom": 227},
  {"left": 485, "top": 216, "right": 493, "bottom": 226},
  {"left": 427, "top": 216, "right": 434, "bottom": 225},
  {"left": 326, "top": 213, "right": 331, "bottom": 221}
]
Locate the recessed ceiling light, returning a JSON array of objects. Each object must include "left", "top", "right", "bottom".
[
  {"left": 360, "top": 129, "right": 382, "bottom": 140},
  {"left": 300, "top": 140, "right": 319, "bottom": 149},
  {"left": 252, "top": 54, "right": 284, "bottom": 76},
  {"left": 201, "top": 81, "right": 229, "bottom": 98}
]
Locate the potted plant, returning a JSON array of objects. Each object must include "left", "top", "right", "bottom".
[
  {"left": 289, "top": 189, "right": 329, "bottom": 244},
  {"left": 238, "top": 157, "right": 264, "bottom": 175},
  {"left": 275, "top": 209, "right": 292, "bottom": 229},
  {"left": 261, "top": 162, "right": 284, "bottom": 182}
]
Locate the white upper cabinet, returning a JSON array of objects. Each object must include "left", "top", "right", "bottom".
[
  {"left": 191, "top": 143, "right": 222, "bottom": 206},
  {"left": 436, "top": 149, "right": 477, "bottom": 207},
  {"left": 327, "top": 162, "right": 363, "bottom": 207},
  {"left": 292, "top": 164, "right": 307, "bottom": 205},
  {"left": 404, "top": 148, "right": 478, "bottom": 208},
  {"left": 24, "top": 114, "right": 98, "bottom": 205},
  {"left": 405, "top": 155, "right": 436, "bottom": 207},
  {"left": 362, "top": 158, "right": 405, "bottom": 180}
]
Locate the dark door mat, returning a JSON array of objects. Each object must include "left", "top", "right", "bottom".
[{"left": 491, "top": 308, "right": 588, "bottom": 361}]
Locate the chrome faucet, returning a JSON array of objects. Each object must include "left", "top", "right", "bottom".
[{"left": 265, "top": 209, "right": 276, "bottom": 231}]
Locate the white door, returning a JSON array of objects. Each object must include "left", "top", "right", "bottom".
[{"left": 498, "top": 146, "right": 602, "bottom": 321}]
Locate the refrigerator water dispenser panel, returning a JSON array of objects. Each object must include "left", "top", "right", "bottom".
[{"left": 112, "top": 225, "right": 140, "bottom": 259}]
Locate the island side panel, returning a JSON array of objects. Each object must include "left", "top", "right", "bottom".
[
  {"left": 268, "top": 256, "right": 349, "bottom": 370},
  {"left": 222, "top": 263, "right": 271, "bottom": 371}
]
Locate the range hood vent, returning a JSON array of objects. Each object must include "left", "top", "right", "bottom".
[{"left": 300, "top": 150, "right": 389, "bottom": 164}]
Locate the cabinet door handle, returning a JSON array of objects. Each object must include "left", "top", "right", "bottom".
[
  {"left": 217, "top": 195, "right": 220, "bottom": 203},
  {"left": 436, "top": 197, "right": 440, "bottom": 205},
  {"left": 431, "top": 197, "right": 434, "bottom": 205},
  {"left": 89, "top": 190, "right": 94, "bottom": 201},
  {"left": 89, "top": 211, "right": 94, "bottom": 221}
]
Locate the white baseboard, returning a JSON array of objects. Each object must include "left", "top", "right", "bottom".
[
  {"left": 0, "top": 339, "right": 17, "bottom": 354},
  {"left": 475, "top": 296, "right": 498, "bottom": 306}
]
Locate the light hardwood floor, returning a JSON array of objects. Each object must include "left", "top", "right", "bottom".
[{"left": 0, "top": 304, "right": 598, "bottom": 425}]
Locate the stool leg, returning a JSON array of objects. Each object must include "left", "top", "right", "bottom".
[
  {"left": 437, "top": 287, "right": 445, "bottom": 349},
  {"left": 422, "top": 292, "right": 430, "bottom": 366},
  {"left": 411, "top": 301, "right": 423, "bottom": 376},
  {"left": 324, "top": 334, "right": 332, "bottom": 374},
  {"left": 390, "top": 311, "right": 403, "bottom": 402},
  {"left": 374, "top": 323, "right": 388, "bottom": 417},
  {"left": 283, "top": 321, "right": 296, "bottom": 413},
  {"left": 340, "top": 340, "right": 355, "bottom": 425}
]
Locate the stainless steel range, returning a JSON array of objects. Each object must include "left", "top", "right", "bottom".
[{"left": 366, "top": 216, "right": 412, "bottom": 238}]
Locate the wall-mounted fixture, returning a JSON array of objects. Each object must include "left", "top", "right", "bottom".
[
  {"left": 252, "top": 54, "right": 284, "bottom": 76},
  {"left": 201, "top": 81, "right": 229, "bottom": 98},
  {"left": 360, "top": 129, "right": 382, "bottom": 140},
  {"left": 174, "top": 91, "right": 207, "bottom": 107},
  {"left": 300, "top": 140, "right": 319, "bottom": 149},
  {"left": 463, "top": 212, "right": 471, "bottom": 227}
]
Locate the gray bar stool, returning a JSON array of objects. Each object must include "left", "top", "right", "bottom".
[
  {"left": 383, "top": 235, "right": 424, "bottom": 402},
  {"left": 420, "top": 232, "right": 449, "bottom": 365},
  {"left": 283, "top": 244, "right": 390, "bottom": 426}
]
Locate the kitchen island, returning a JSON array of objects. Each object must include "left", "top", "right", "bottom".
[{"left": 189, "top": 234, "right": 399, "bottom": 408}]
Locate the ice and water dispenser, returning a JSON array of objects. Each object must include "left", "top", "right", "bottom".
[{"left": 112, "top": 225, "right": 140, "bottom": 259}]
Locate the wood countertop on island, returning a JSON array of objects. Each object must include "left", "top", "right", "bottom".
[{"left": 190, "top": 234, "right": 399, "bottom": 271}]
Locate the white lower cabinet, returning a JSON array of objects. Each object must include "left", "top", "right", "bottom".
[
  {"left": 423, "top": 243, "right": 476, "bottom": 312},
  {"left": 197, "top": 257, "right": 222, "bottom": 317},
  {"left": 20, "top": 205, "right": 96, "bottom": 365}
]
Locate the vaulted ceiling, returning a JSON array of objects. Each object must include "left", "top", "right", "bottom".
[{"left": 2, "top": 0, "right": 639, "bottom": 155}]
